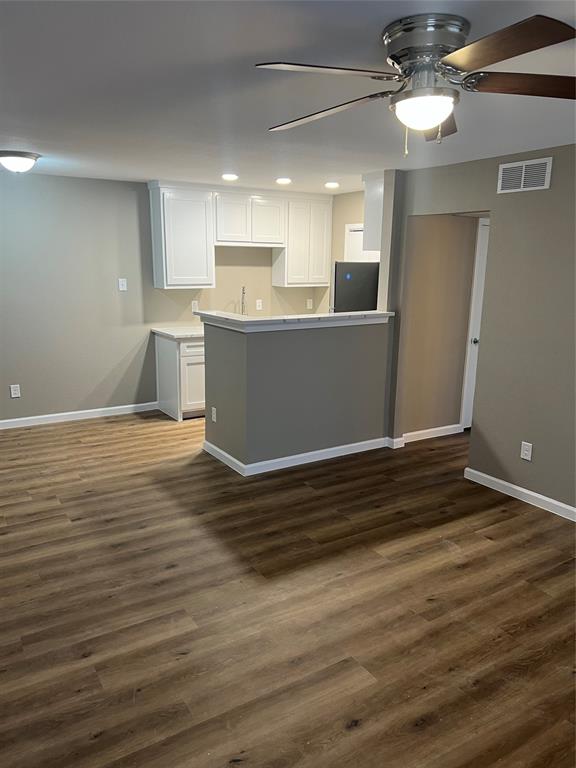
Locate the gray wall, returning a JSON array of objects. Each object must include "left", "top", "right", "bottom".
[
  {"left": 204, "top": 323, "right": 389, "bottom": 464},
  {"left": 397, "top": 214, "right": 478, "bottom": 434},
  {"left": 388, "top": 144, "right": 575, "bottom": 506},
  {"left": 0, "top": 174, "right": 322, "bottom": 420}
]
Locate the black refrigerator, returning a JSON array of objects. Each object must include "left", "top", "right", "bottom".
[{"left": 333, "top": 261, "right": 380, "bottom": 312}]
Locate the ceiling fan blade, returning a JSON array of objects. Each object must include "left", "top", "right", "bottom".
[
  {"left": 464, "top": 72, "right": 576, "bottom": 99},
  {"left": 256, "top": 62, "right": 399, "bottom": 81},
  {"left": 268, "top": 90, "right": 393, "bottom": 131},
  {"left": 423, "top": 112, "right": 458, "bottom": 142},
  {"left": 441, "top": 15, "right": 576, "bottom": 72}
]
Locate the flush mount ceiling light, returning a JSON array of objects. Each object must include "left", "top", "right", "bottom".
[
  {"left": 390, "top": 87, "right": 459, "bottom": 131},
  {"left": 324, "top": 181, "right": 340, "bottom": 189},
  {"left": 276, "top": 177, "right": 292, "bottom": 185},
  {"left": 221, "top": 173, "right": 239, "bottom": 181},
  {"left": 0, "top": 151, "right": 41, "bottom": 173}
]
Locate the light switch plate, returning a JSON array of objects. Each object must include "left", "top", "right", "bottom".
[
  {"left": 118, "top": 278, "right": 128, "bottom": 292},
  {"left": 520, "top": 441, "right": 533, "bottom": 461},
  {"left": 9, "top": 384, "right": 21, "bottom": 398},
  {"left": 191, "top": 300, "right": 199, "bottom": 313},
  {"left": 306, "top": 298, "right": 313, "bottom": 310},
  {"left": 211, "top": 407, "right": 217, "bottom": 423},
  {"left": 256, "top": 299, "right": 263, "bottom": 311}
]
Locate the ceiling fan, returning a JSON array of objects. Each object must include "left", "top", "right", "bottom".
[{"left": 256, "top": 13, "right": 576, "bottom": 141}]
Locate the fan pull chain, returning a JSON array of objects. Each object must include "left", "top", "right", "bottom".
[
  {"left": 436, "top": 123, "right": 443, "bottom": 144},
  {"left": 404, "top": 126, "right": 409, "bottom": 157}
]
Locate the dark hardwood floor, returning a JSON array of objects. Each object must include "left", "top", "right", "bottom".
[{"left": 0, "top": 413, "right": 574, "bottom": 768}]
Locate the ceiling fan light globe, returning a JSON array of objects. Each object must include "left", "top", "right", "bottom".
[{"left": 393, "top": 95, "right": 455, "bottom": 131}]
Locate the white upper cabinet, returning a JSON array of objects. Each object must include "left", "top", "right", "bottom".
[
  {"left": 286, "top": 201, "right": 311, "bottom": 284},
  {"left": 215, "top": 194, "right": 251, "bottom": 242},
  {"left": 273, "top": 199, "right": 332, "bottom": 287},
  {"left": 251, "top": 197, "right": 286, "bottom": 243},
  {"left": 215, "top": 194, "right": 286, "bottom": 245},
  {"left": 308, "top": 202, "right": 331, "bottom": 284},
  {"left": 150, "top": 186, "right": 215, "bottom": 289}
]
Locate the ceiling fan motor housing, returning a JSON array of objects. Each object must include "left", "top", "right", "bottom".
[{"left": 382, "top": 13, "right": 471, "bottom": 75}]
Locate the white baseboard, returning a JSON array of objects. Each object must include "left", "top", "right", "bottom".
[
  {"left": 203, "top": 436, "right": 393, "bottom": 476},
  {"left": 464, "top": 467, "right": 575, "bottom": 522},
  {"left": 389, "top": 437, "right": 406, "bottom": 449},
  {"left": 403, "top": 424, "right": 464, "bottom": 443},
  {"left": 0, "top": 402, "right": 159, "bottom": 430}
]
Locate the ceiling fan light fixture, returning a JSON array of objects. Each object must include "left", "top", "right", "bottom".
[
  {"left": 0, "top": 151, "right": 41, "bottom": 173},
  {"left": 390, "top": 88, "right": 459, "bottom": 131}
]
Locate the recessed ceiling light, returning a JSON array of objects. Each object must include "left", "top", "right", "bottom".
[
  {"left": 222, "top": 173, "right": 239, "bottom": 181},
  {"left": 0, "top": 151, "right": 41, "bottom": 173},
  {"left": 324, "top": 181, "right": 340, "bottom": 189},
  {"left": 276, "top": 177, "right": 292, "bottom": 185}
]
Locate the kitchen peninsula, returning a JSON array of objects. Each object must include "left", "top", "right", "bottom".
[{"left": 196, "top": 309, "right": 394, "bottom": 475}]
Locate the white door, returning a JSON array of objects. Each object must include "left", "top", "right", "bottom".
[
  {"left": 460, "top": 218, "right": 490, "bottom": 429},
  {"left": 286, "top": 201, "right": 311, "bottom": 284},
  {"left": 215, "top": 194, "right": 251, "bottom": 242},
  {"left": 181, "top": 355, "right": 205, "bottom": 413},
  {"left": 251, "top": 198, "right": 286, "bottom": 243},
  {"left": 163, "top": 191, "right": 214, "bottom": 287},
  {"left": 308, "top": 202, "right": 331, "bottom": 284}
]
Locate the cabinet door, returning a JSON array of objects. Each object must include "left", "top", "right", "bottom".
[
  {"left": 286, "top": 201, "right": 311, "bottom": 284},
  {"left": 251, "top": 198, "right": 286, "bottom": 243},
  {"left": 163, "top": 190, "right": 215, "bottom": 287},
  {"left": 308, "top": 202, "right": 331, "bottom": 284},
  {"left": 180, "top": 355, "right": 205, "bottom": 413},
  {"left": 215, "top": 194, "right": 251, "bottom": 242}
]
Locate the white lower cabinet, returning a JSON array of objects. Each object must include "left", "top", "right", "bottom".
[
  {"left": 273, "top": 200, "right": 332, "bottom": 287},
  {"left": 155, "top": 334, "right": 205, "bottom": 421}
]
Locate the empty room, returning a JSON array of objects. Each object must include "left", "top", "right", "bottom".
[{"left": 0, "top": 1, "right": 575, "bottom": 766}]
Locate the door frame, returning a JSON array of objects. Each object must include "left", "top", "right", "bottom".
[{"left": 460, "top": 217, "right": 490, "bottom": 429}]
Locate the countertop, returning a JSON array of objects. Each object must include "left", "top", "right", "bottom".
[
  {"left": 151, "top": 326, "right": 205, "bottom": 340},
  {"left": 194, "top": 310, "right": 394, "bottom": 333}
]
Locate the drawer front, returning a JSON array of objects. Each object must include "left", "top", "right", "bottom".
[{"left": 180, "top": 340, "right": 205, "bottom": 358}]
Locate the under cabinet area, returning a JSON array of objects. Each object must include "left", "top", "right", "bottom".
[
  {"left": 148, "top": 181, "right": 332, "bottom": 290},
  {"left": 154, "top": 330, "right": 205, "bottom": 421}
]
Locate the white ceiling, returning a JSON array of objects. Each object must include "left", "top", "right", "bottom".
[{"left": 0, "top": 0, "right": 574, "bottom": 193}]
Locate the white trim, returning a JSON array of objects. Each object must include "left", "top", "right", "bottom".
[
  {"left": 203, "top": 437, "right": 392, "bottom": 476},
  {"left": 388, "top": 437, "right": 406, "bottom": 449},
  {"left": 0, "top": 402, "right": 158, "bottom": 431},
  {"left": 403, "top": 424, "right": 464, "bottom": 444},
  {"left": 464, "top": 468, "right": 575, "bottom": 522}
]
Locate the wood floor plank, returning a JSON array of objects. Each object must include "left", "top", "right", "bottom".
[{"left": 0, "top": 414, "right": 573, "bottom": 767}]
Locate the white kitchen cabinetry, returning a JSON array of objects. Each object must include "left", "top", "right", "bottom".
[
  {"left": 273, "top": 200, "right": 332, "bottom": 287},
  {"left": 149, "top": 185, "right": 215, "bottom": 289},
  {"left": 215, "top": 194, "right": 286, "bottom": 245},
  {"left": 215, "top": 194, "right": 251, "bottom": 242},
  {"left": 251, "top": 197, "right": 286, "bottom": 243},
  {"left": 154, "top": 331, "right": 205, "bottom": 421}
]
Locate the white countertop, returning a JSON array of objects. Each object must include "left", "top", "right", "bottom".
[
  {"left": 151, "top": 326, "right": 205, "bottom": 340},
  {"left": 194, "top": 309, "right": 394, "bottom": 333}
]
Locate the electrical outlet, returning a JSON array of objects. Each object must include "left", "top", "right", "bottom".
[
  {"left": 9, "top": 384, "right": 21, "bottom": 399},
  {"left": 118, "top": 278, "right": 128, "bottom": 292},
  {"left": 255, "top": 299, "right": 263, "bottom": 311},
  {"left": 191, "top": 300, "right": 199, "bottom": 313},
  {"left": 520, "top": 441, "right": 533, "bottom": 461},
  {"left": 306, "top": 298, "right": 313, "bottom": 310},
  {"left": 211, "top": 407, "right": 217, "bottom": 423}
]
